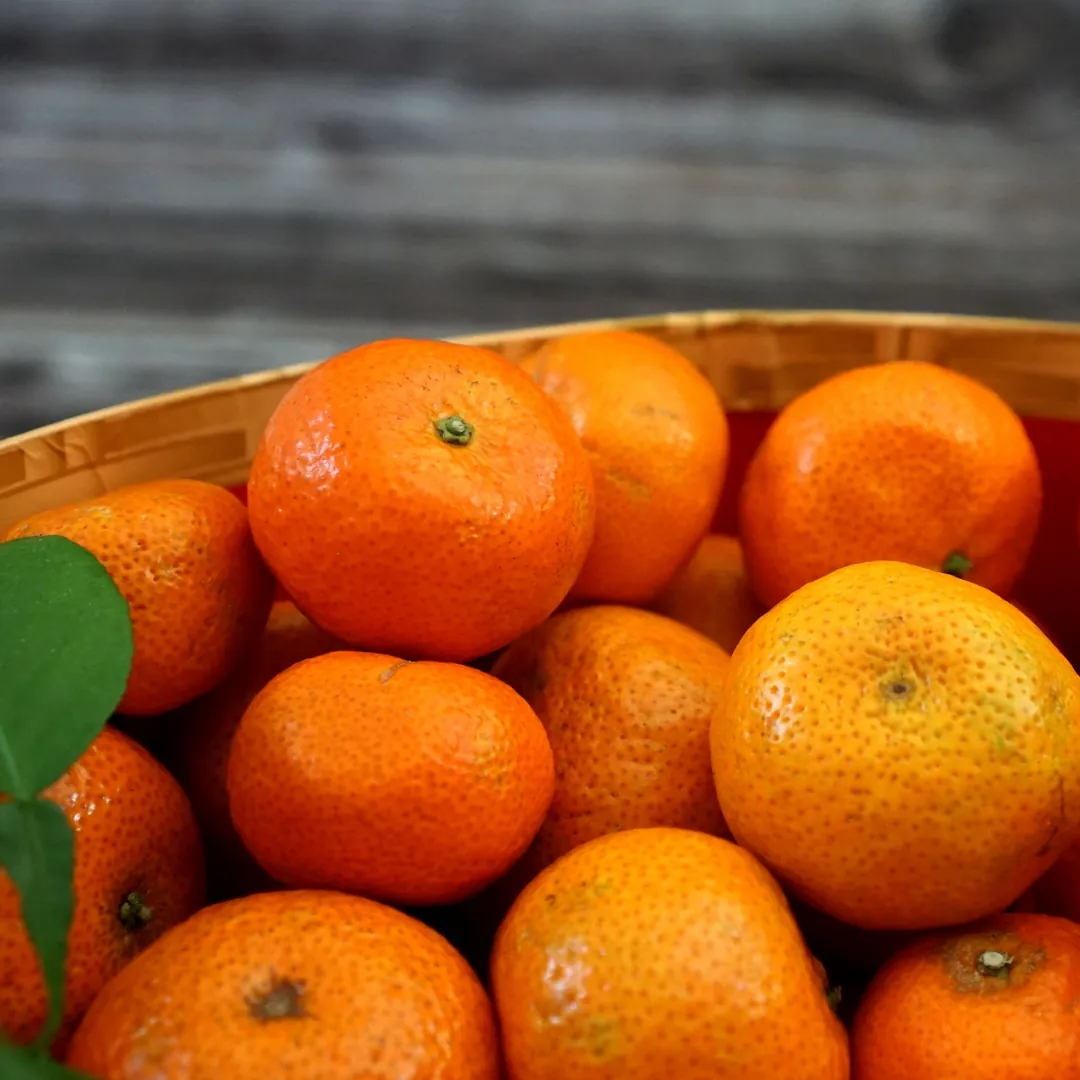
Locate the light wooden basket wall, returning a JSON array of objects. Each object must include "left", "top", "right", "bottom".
[{"left": 3, "top": 309, "right": 1080, "bottom": 534}]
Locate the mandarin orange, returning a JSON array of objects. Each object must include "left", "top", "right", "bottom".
[
  {"left": 851, "top": 913, "right": 1080, "bottom": 1079},
  {"left": 650, "top": 533, "right": 764, "bottom": 653},
  {"left": 3, "top": 480, "right": 274, "bottom": 715},
  {"left": 739, "top": 360, "right": 1042, "bottom": 608},
  {"left": 227, "top": 651, "right": 554, "bottom": 905},
  {"left": 166, "top": 600, "right": 343, "bottom": 899},
  {"left": 67, "top": 890, "right": 501, "bottom": 1080},
  {"left": 491, "top": 827, "right": 849, "bottom": 1080},
  {"left": 247, "top": 337, "right": 594, "bottom": 662},
  {"left": 491, "top": 605, "right": 731, "bottom": 891},
  {"left": 713, "top": 560, "right": 1080, "bottom": 930},
  {"left": 0, "top": 727, "right": 204, "bottom": 1047},
  {"left": 521, "top": 329, "right": 728, "bottom": 604}
]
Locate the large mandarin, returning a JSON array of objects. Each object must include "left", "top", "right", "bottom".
[
  {"left": 247, "top": 337, "right": 595, "bottom": 662},
  {"left": 67, "top": 890, "right": 502, "bottom": 1080},
  {"left": 713, "top": 560, "right": 1080, "bottom": 930},
  {"left": 491, "top": 828, "right": 849, "bottom": 1080}
]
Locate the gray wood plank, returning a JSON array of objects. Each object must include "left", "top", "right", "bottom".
[
  {"left": 3, "top": 0, "right": 1080, "bottom": 438},
  {"left": 3, "top": 0, "right": 1078, "bottom": 107},
  {"left": 3, "top": 69, "right": 1078, "bottom": 163},
  {"left": 0, "top": 308, "right": 470, "bottom": 436}
]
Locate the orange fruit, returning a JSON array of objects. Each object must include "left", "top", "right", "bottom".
[
  {"left": 166, "top": 600, "right": 343, "bottom": 899},
  {"left": 739, "top": 360, "right": 1042, "bottom": 608},
  {"left": 713, "top": 560, "right": 1080, "bottom": 930},
  {"left": 247, "top": 337, "right": 595, "bottom": 662},
  {"left": 521, "top": 329, "right": 729, "bottom": 604},
  {"left": 650, "top": 533, "right": 765, "bottom": 653},
  {"left": 0, "top": 727, "right": 205, "bottom": 1047},
  {"left": 227, "top": 651, "right": 554, "bottom": 905},
  {"left": 491, "top": 827, "right": 849, "bottom": 1080},
  {"left": 66, "top": 889, "right": 501, "bottom": 1080},
  {"left": 491, "top": 605, "right": 731, "bottom": 888},
  {"left": 851, "top": 913, "right": 1080, "bottom": 1079},
  {"left": 2, "top": 480, "right": 274, "bottom": 715}
]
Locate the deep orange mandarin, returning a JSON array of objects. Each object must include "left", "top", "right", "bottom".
[
  {"left": 0, "top": 727, "right": 205, "bottom": 1049},
  {"left": 739, "top": 360, "right": 1042, "bottom": 608},
  {"left": 246, "top": 337, "right": 595, "bottom": 662},
  {"left": 67, "top": 890, "right": 501, "bottom": 1080},
  {"left": 227, "top": 651, "right": 555, "bottom": 905},
  {"left": 521, "top": 329, "right": 729, "bottom": 605},
  {"left": 3, "top": 480, "right": 274, "bottom": 716},
  {"left": 492, "top": 605, "right": 731, "bottom": 891},
  {"left": 165, "top": 600, "right": 344, "bottom": 899},
  {"left": 650, "top": 533, "right": 765, "bottom": 654},
  {"left": 852, "top": 914, "right": 1080, "bottom": 1079}
]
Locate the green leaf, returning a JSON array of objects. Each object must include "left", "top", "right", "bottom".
[
  {"left": 0, "top": 535, "right": 133, "bottom": 798},
  {"left": 0, "top": 1042, "right": 91, "bottom": 1080},
  {"left": 0, "top": 800, "right": 76, "bottom": 1049}
]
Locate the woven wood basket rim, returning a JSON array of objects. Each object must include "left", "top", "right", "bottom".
[{"left": 4, "top": 307, "right": 1080, "bottom": 453}]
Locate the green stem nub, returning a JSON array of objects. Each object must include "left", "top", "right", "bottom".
[
  {"left": 976, "top": 949, "right": 1014, "bottom": 977},
  {"left": 118, "top": 892, "right": 153, "bottom": 932},
  {"left": 434, "top": 414, "right": 474, "bottom": 446},
  {"left": 943, "top": 551, "right": 974, "bottom": 578}
]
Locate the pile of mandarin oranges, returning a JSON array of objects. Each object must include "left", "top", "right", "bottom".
[{"left": 3, "top": 328, "right": 1080, "bottom": 1080}]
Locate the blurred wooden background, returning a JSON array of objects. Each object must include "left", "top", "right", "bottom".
[{"left": 2, "top": 0, "right": 1080, "bottom": 434}]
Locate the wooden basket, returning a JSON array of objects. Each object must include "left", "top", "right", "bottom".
[{"left": 3, "top": 309, "right": 1080, "bottom": 659}]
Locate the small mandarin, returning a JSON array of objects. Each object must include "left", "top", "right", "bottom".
[
  {"left": 521, "top": 329, "right": 729, "bottom": 604},
  {"left": 739, "top": 360, "right": 1042, "bottom": 607},
  {"left": 227, "top": 651, "right": 555, "bottom": 905},
  {"left": 852, "top": 914, "right": 1080, "bottom": 1079},
  {"left": 66, "top": 890, "right": 501, "bottom": 1080},
  {"left": 713, "top": 560, "right": 1080, "bottom": 930},
  {"left": 491, "top": 827, "right": 849, "bottom": 1080},
  {"left": 0, "top": 727, "right": 205, "bottom": 1048},
  {"left": 492, "top": 605, "right": 731, "bottom": 890},
  {"left": 2, "top": 480, "right": 274, "bottom": 715}
]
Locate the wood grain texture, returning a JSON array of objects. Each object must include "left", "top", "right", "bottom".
[{"left": 1, "top": 0, "right": 1080, "bottom": 436}]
